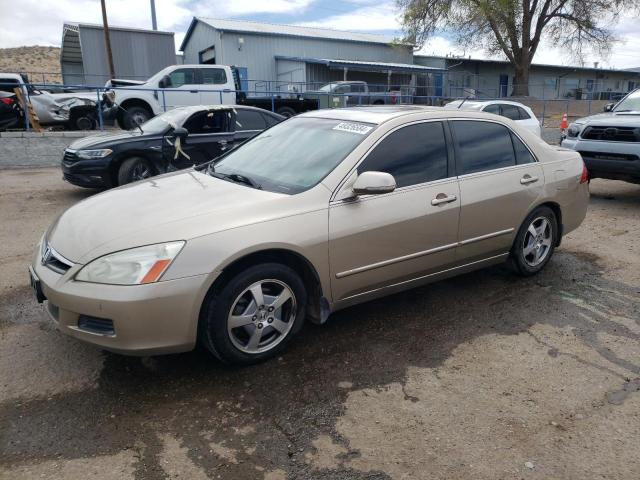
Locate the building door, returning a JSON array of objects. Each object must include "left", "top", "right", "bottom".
[
  {"left": 434, "top": 73, "right": 443, "bottom": 97},
  {"left": 499, "top": 74, "right": 509, "bottom": 97}
]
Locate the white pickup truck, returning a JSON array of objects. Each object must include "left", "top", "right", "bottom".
[{"left": 107, "top": 65, "right": 236, "bottom": 129}]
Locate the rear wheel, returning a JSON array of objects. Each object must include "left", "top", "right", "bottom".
[
  {"left": 275, "top": 106, "right": 296, "bottom": 118},
  {"left": 122, "top": 106, "right": 151, "bottom": 130},
  {"left": 510, "top": 206, "right": 558, "bottom": 276},
  {"left": 117, "top": 157, "right": 155, "bottom": 185},
  {"left": 199, "top": 263, "right": 307, "bottom": 365}
]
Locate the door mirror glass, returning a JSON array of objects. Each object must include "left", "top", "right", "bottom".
[
  {"left": 352, "top": 171, "right": 396, "bottom": 195},
  {"left": 172, "top": 127, "right": 189, "bottom": 140},
  {"left": 604, "top": 103, "right": 615, "bottom": 112}
]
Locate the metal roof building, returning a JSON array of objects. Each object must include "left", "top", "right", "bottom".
[
  {"left": 415, "top": 55, "right": 640, "bottom": 100},
  {"left": 179, "top": 18, "right": 441, "bottom": 94},
  {"left": 61, "top": 23, "right": 177, "bottom": 86}
]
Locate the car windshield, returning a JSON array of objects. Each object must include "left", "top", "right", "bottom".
[
  {"left": 614, "top": 90, "right": 640, "bottom": 112},
  {"left": 211, "top": 117, "right": 375, "bottom": 194},
  {"left": 138, "top": 109, "right": 190, "bottom": 134}
]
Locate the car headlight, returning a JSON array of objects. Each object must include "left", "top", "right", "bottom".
[
  {"left": 76, "top": 149, "right": 112, "bottom": 159},
  {"left": 75, "top": 241, "right": 185, "bottom": 285},
  {"left": 567, "top": 124, "right": 581, "bottom": 138}
]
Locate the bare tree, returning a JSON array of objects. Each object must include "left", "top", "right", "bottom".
[{"left": 397, "top": 0, "right": 638, "bottom": 96}]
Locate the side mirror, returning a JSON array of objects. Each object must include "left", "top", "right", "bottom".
[
  {"left": 158, "top": 75, "right": 171, "bottom": 89},
  {"left": 172, "top": 127, "right": 188, "bottom": 140},
  {"left": 604, "top": 103, "right": 615, "bottom": 112},
  {"left": 352, "top": 171, "right": 396, "bottom": 196}
]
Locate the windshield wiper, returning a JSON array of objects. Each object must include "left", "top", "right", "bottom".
[{"left": 209, "top": 168, "right": 261, "bottom": 189}]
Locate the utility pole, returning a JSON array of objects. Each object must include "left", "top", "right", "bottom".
[
  {"left": 150, "top": 0, "right": 158, "bottom": 30},
  {"left": 101, "top": 0, "right": 116, "bottom": 80}
]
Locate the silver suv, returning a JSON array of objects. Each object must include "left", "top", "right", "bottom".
[{"left": 561, "top": 89, "right": 640, "bottom": 184}]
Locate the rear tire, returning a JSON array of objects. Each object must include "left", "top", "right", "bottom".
[
  {"left": 199, "top": 263, "right": 307, "bottom": 365},
  {"left": 117, "top": 157, "right": 155, "bottom": 185},
  {"left": 275, "top": 106, "right": 296, "bottom": 118},
  {"left": 510, "top": 206, "right": 558, "bottom": 276}
]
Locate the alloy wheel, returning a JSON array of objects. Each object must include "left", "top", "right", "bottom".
[
  {"left": 522, "top": 216, "right": 552, "bottom": 267},
  {"left": 131, "top": 163, "right": 152, "bottom": 181},
  {"left": 227, "top": 279, "right": 297, "bottom": 354}
]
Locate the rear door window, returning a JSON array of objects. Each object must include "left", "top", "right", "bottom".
[
  {"left": 235, "top": 109, "right": 267, "bottom": 131},
  {"left": 451, "top": 121, "right": 517, "bottom": 174},
  {"left": 500, "top": 104, "right": 521, "bottom": 120},
  {"left": 358, "top": 122, "right": 449, "bottom": 187},
  {"left": 511, "top": 133, "right": 536, "bottom": 164},
  {"left": 483, "top": 104, "right": 501, "bottom": 115},
  {"left": 516, "top": 106, "right": 531, "bottom": 119}
]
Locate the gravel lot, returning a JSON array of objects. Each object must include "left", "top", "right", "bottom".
[{"left": 1, "top": 168, "right": 639, "bottom": 480}]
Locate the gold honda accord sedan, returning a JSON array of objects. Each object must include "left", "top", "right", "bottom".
[{"left": 30, "top": 106, "right": 589, "bottom": 364}]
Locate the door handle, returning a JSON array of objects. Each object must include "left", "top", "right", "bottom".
[
  {"left": 189, "top": 90, "right": 198, "bottom": 93},
  {"left": 431, "top": 193, "right": 458, "bottom": 206},
  {"left": 218, "top": 140, "right": 228, "bottom": 145},
  {"left": 520, "top": 175, "right": 539, "bottom": 185}
]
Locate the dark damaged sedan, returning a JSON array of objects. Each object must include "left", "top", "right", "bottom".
[{"left": 62, "top": 105, "right": 284, "bottom": 188}]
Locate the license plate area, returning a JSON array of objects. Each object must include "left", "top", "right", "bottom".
[{"left": 29, "top": 267, "right": 46, "bottom": 303}]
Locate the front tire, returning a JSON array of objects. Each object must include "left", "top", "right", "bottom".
[
  {"left": 510, "top": 206, "right": 558, "bottom": 276},
  {"left": 199, "top": 263, "right": 307, "bottom": 365},
  {"left": 117, "top": 157, "right": 155, "bottom": 185}
]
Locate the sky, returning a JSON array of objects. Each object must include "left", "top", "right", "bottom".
[{"left": 0, "top": 0, "right": 638, "bottom": 69}]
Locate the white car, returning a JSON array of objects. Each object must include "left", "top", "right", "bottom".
[{"left": 444, "top": 100, "right": 541, "bottom": 137}]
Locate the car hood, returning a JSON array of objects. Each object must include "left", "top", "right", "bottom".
[
  {"left": 69, "top": 130, "right": 142, "bottom": 149},
  {"left": 574, "top": 111, "right": 640, "bottom": 126},
  {"left": 47, "top": 170, "right": 293, "bottom": 264}
]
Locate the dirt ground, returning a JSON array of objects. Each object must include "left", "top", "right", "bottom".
[{"left": 0, "top": 167, "right": 639, "bottom": 480}]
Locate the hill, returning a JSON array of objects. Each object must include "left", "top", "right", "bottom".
[{"left": 0, "top": 46, "right": 62, "bottom": 84}]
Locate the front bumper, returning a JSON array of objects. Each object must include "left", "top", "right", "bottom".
[
  {"left": 61, "top": 151, "right": 114, "bottom": 188},
  {"left": 31, "top": 248, "right": 212, "bottom": 355},
  {"left": 561, "top": 137, "right": 640, "bottom": 182}
]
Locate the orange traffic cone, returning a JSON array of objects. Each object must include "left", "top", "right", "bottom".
[{"left": 560, "top": 112, "right": 568, "bottom": 130}]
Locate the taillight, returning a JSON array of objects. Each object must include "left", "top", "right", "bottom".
[
  {"left": 0, "top": 98, "right": 13, "bottom": 105},
  {"left": 580, "top": 163, "right": 589, "bottom": 184}
]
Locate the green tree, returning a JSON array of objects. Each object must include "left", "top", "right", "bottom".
[{"left": 398, "top": 0, "right": 638, "bottom": 96}]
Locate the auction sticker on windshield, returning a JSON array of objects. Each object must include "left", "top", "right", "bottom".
[{"left": 333, "top": 122, "right": 373, "bottom": 135}]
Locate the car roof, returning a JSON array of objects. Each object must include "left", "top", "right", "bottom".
[
  {"left": 297, "top": 105, "right": 515, "bottom": 125},
  {"left": 445, "top": 99, "right": 533, "bottom": 110},
  {"left": 167, "top": 104, "right": 284, "bottom": 119}
]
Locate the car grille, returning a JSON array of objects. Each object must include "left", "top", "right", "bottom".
[
  {"left": 581, "top": 126, "right": 640, "bottom": 142},
  {"left": 579, "top": 151, "right": 639, "bottom": 162},
  {"left": 78, "top": 315, "right": 115, "bottom": 336},
  {"left": 42, "top": 242, "right": 74, "bottom": 274},
  {"left": 62, "top": 149, "right": 78, "bottom": 166}
]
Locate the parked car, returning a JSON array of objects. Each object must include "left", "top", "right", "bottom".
[
  {"left": 444, "top": 99, "right": 541, "bottom": 137},
  {"left": 0, "top": 91, "right": 24, "bottom": 130},
  {"left": 30, "top": 106, "right": 588, "bottom": 365},
  {"left": 561, "top": 88, "right": 640, "bottom": 184},
  {"left": 0, "top": 72, "right": 102, "bottom": 130},
  {"left": 62, "top": 105, "right": 284, "bottom": 188}
]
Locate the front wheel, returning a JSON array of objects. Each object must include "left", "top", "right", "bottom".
[
  {"left": 117, "top": 157, "right": 155, "bottom": 185},
  {"left": 510, "top": 206, "right": 558, "bottom": 276},
  {"left": 122, "top": 106, "right": 151, "bottom": 130},
  {"left": 199, "top": 263, "right": 307, "bottom": 365}
]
